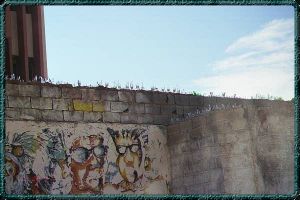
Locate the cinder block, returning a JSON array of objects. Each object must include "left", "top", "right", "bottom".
[
  {"left": 93, "top": 101, "right": 110, "bottom": 112},
  {"left": 201, "top": 135, "right": 217, "bottom": 147},
  {"left": 190, "top": 127, "right": 204, "bottom": 140},
  {"left": 186, "top": 184, "right": 205, "bottom": 194},
  {"left": 41, "top": 86, "right": 61, "bottom": 98},
  {"left": 170, "top": 185, "right": 187, "bottom": 194},
  {"left": 81, "top": 88, "right": 100, "bottom": 100},
  {"left": 171, "top": 177, "right": 183, "bottom": 189},
  {"left": 231, "top": 118, "right": 248, "bottom": 130},
  {"left": 8, "top": 96, "right": 31, "bottom": 108},
  {"left": 153, "top": 114, "right": 170, "bottom": 125},
  {"left": 5, "top": 84, "right": 19, "bottom": 96},
  {"left": 63, "top": 111, "right": 83, "bottom": 122},
  {"left": 206, "top": 181, "right": 224, "bottom": 193},
  {"left": 18, "top": 84, "right": 40, "bottom": 97},
  {"left": 5, "top": 97, "right": 8, "bottom": 107},
  {"left": 189, "top": 140, "right": 200, "bottom": 152},
  {"left": 153, "top": 93, "right": 168, "bottom": 104},
  {"left": 217, "top": 133, "right": 237, "bottom": 145},
  {"left": 73, "top": 99, "right": 93, "bottom": 112},
  {"left": 175, "top": 94, "right": 190, "bottom": 106},
  {"left": 53, "top": 98, "right": 72, "bottom": 110},
  {"left": 137, "top": 114, "right": 154, "bottom": 124},
  {"left": 145, "top": 104, "right": 160, "bottom": 114},
  {"left": 170, "top": 154, "right": 185, "bottom": 166},
  {"left": 191, "top": 116, "right": 206, "bottom": 129},
  {"left": 190, "top": 95, "right": 204, "bottom": 106},
  {"left": 175, "top": 106, "right": 184, "bottom": 115},
  {"left": 83, "top": 112, "right": 103, "bottom": 122},
  {"left": 167, "top": 123, "right": 181, "bottom": 134},
  {"left": 223, "top": 167, "right": 254, "bottom": 182},
  {"left": 31, "top": 97, "right": 52, "bottom": 109},
  {"left": 120, "top": 113, "right": 138, "bottom": 123},
  {"left": 179, "top": 120, "right": 192, "bottom": 131},
  {"left": 42, "top": 110, "right": 64, "bottom": 121},
  {"left": 192, "top": 147, "right": 212, "bottom": 161},
  {"left": 128, "top": 104, "right": 145, "bottom": 113},
  {"left": 194, "top": 171, "right": 210, "bottom": 184},
  {"left": 167, "top": 130, "right": 189, "bottom": 146},
  {"left": 20, "top": 108, "right": 42, "bottom": 120},
  {"left": 161, "top": 105, "right": 176, "bottom": 115},
  {"left": 99, "top": 90, "right": 118, "bottom": 101},
  {"left": 111, "top": 102, "right": 129, "bottom": 113},
  {"left": 203, "top": 96, "right": 217, "bottom": 108},
  {"left": 5, "top": 108, "right": 20, "bottom": 119},
  {"left": 118, "top": 91, "right": 135, "bottom": 102},
  {"left": 183, "top": 174, "right": 194, "bottom": 186},
  {"left": 103, "top": 112, "right": 120, "bottom": 123},
  {"left": 62, "top": 87, "right": 82, "bottom": 99},
  {"left": 136, "top": 92, "right": 152, "bottom": 103},
  {"left": 184, "top": 106, "right": 197, "bottom": 114},
  {"left": 167, "top": 94, "right": 175, "bottom": 104},
  {"left": 168, "top": 140, "right": 192, "bottom": 156}
]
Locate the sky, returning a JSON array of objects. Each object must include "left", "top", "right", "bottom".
[{"left": 44, "top": 6, "right": 294, "bottom": 100}]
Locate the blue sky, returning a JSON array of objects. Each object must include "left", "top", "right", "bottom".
[{"left": 44, "top": 6, "right": 294, "bottom": 100}]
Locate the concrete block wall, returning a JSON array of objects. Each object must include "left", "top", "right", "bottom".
[
  {"left": 5, "top": 81, "right": 294, "bottom": 194},
  {"left": 5, "top": 81, "right": 250, "bottom": 125},
  {"left": 168, "top": 101, "right": 294, "bottom": 194}
]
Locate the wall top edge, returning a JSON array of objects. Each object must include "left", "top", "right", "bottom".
[{"left": 5, "top": 80, "right": 294, "bottom": 102}]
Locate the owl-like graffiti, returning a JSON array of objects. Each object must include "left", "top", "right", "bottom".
[
  {"left": 70, "top": 135, "right": 108, "bottom": 194},
  {"left": 107, "top": 128, "right": 146, "bottom": 192}
]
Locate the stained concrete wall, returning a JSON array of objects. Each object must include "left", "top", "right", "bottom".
[
  {"left": 5, "top": 121, "right": 170, "bottom": 194},
  {"left": 5, "top": 81, "right": 294, "bottom": 195},
  {"left": 168, "top": 101, "right": 294, "bottom": 194}
]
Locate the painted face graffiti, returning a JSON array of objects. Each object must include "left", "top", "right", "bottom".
[
  {"left": 5, "top": 132, "right": 38, "bottom": 194},
  {"left": 70, "top": 135, "right": 108, "bottom": 194},
  {"left": 107, "top": 128, "right": 146, "bottom": 192},
  {"left": 5, "top": 122, "right": 169, "bottom": 195},
  {"left": 32, "top": 128, "right": 72, "bottom": 195}
]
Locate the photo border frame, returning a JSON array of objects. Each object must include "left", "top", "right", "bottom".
[{"left": 0, "top": 0, "right": 298, "bottom": 199}]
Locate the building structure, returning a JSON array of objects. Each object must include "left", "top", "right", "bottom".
[{"left": 5, "top": 5, "right": 47, "bottom": 81}]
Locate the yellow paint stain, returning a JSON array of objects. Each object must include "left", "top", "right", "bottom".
[
  {"left": 73, "top": 100, "right": 93, "bottom": 112},
  {"left": 93, "top": 101, "right": 105, "bottom": 112}
]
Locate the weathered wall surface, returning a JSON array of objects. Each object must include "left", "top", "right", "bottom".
[
  {"left": 5, "top": 121, "right": 170, "bottom": 195},
  {"left": 5, "top": 81, "right": 250, "bottom": 125},
  {"left": 168, "top": 101, "right": 294, "bottom": 194},
  {"left": 5, "top": 81, "right": 294, "bottom": 195}
]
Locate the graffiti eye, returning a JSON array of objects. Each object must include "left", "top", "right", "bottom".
[
  {"left": 130, "top": 144, "right": 139, "bottom": 153},
  {"left": 117, "top": 146, "right": 126, "bottom": 154},
  {"left": 71, "top": 147, "right": 90, "bottom": 163},
  {"left": 12, "top": 145, "right": 24, "bottom": 157},
  {"left": 93, "top": 145, "right": 105, "bottom": 157}
]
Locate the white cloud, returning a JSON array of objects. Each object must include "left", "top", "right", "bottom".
[
  {"left": 193, "top": 18, "right": 294, "bottom": 100},
  {"left": 193, "top": 68, "right": 293, "bottom": 100},
  {"left": 225, "top": 18, "right": 293, "bottom": 54}
]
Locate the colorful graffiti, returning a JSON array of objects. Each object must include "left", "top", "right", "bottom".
[
  {"left": 5, "top": 121, "right": 170, "bottom": 194},
  {"left": 107, "top": 128, "right": 145, "bottom": 192},
  {"left": 70, "top": 135, "right": 108, "bottom": 194},
  {"left": 5, "top": 131, "right": 38, "bottom": 194}
]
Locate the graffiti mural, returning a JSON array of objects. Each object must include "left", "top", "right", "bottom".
[
  {"left": 70, "top": 135, "right": 108, "bottom": 194},
  {"left": 5, "top": 121, "right": 170, "bottom": 195},
  {"left": 5, "top": 131, "right": 38, "bottom": 194}
]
